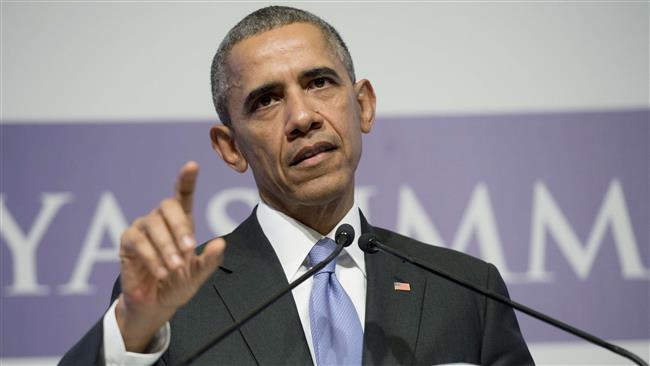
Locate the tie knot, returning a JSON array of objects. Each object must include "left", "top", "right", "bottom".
[{"left": 308, "top": 237, "right": 337, "bottom": 274}]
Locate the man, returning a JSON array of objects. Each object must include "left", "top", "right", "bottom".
[{"left": 60, "top": 6, "right": 533, "bottom": 366}]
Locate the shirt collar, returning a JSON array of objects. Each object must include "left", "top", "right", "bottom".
[{"left": 256, "top": 199, "right": 366, "bottom": 282}]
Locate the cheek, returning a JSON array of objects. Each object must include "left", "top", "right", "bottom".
[
  {"left": 248, "top": 136, "right": 286, "bottom": 176},
  {"left": 314, "top": 91, "right": 358, "bottom": 126},
  {"left": 319, "top": 96, "right": 363, "bottom": 162}
]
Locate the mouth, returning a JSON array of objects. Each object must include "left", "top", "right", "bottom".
[{"left": 289, "top": 141, "right": 337, "bottom": 167}]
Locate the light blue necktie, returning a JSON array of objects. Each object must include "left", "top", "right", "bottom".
[{"left": 309, "top": 238, "right": 363, "bottom": 366}]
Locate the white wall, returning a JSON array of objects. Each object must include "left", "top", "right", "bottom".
[{"left": 2, "top": 1, "right": 648, "bottom": 123}]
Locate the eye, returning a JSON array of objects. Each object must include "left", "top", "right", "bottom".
[
  {"left": 253, "top": 94, "right": 279, "bottom": 111},
  {"left": 258, "top": 95, "right": 273, "bottom": 107},
  {"left": 310, "top": 77, "right": 332, "bottom": 89}
]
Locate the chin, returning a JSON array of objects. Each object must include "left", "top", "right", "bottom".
[{"left": 290, "top": 172, "right": 354, "bottom": 207}]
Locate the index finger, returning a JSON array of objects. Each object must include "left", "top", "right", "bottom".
[{"left": 175, "top": 161, "right": 199, "bottom": 214}]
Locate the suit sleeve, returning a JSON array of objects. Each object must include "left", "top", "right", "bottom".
[
  {"left": 57, "top": 278, "right": 122, "bottom": 366},
  {"left": 58, "top": 318, "right": 105, "bottom": 366},
  {"left": 58, "top": 278, "right": 170, "bottom": 366},
  {"left": 479, "top": 264, "right": 535, "bottom": 366}
]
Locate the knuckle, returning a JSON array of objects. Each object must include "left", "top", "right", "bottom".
[
  {"left": 159, "top": 199, "right": 170, "bottom": 211},
  {"left": 120, "top": 230, "right": 130, "bottom": 245},
  {"left": 132, "top": 217, "right": 146, "bottom": 230},
  {"left": 148, "top": 207, "right": 160, "bottom": 217},
  {"left": 170, "top": 221, "right": 187, "bottom": 235},
  {"left": 121, "top": 238, "right": 134, "bottom": 252},
  {"left": 160, "top": 197, "right": 177, "bottom": 209},
  {"left": 121, "top": 230, "right": 147, "bottom": 257},
  {"left": 121, "top": 244, "right": 134, "bottom": 257},
  {"left": 120, "top": 227, "right": 138, "bottom": 246},
  {"left": 157, "top": 240, "right": 177, "bottom": 255},
  {"left": 143, "top": 212, "right": 161, "bottom": 230}
]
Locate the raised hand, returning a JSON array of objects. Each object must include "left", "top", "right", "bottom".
[{"left": 115, "top": 161, "right": 225, "bottom": 352}]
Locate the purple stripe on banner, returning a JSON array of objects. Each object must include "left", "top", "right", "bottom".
[{"left": 1, "top": 110, "right": 648, "bottom": 357}]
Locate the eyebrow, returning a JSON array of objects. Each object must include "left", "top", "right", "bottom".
[
  {"left": 242, "top": 66, "right": 343, "bottom": 114},
  {"left": 300, "top": 66, "right": 341, "bottom": 82}
]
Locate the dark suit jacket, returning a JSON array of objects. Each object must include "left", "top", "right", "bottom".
[{"left": 60, "top": 210, "right": 534, "bottom": 365}]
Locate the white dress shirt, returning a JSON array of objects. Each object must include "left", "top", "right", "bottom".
[{"left": 102, "top": 200, "right": 366, "bottom": 366}]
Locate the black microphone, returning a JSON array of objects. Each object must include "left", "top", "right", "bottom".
[
  {"left": 358, "top": 233, "right": 648, "bottom": 366},
  {"left": 335, "top": 223, "right": 355, "bottom": 247},
  {"left": 177, "top": 224, "right": 355, "bottom": 366}
]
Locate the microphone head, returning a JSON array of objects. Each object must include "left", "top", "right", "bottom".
[
  {"left": 335, "top": 224, "right": 355, "bottom": 247},
  {"left": 358, "top": 233, "right": 379, "bottom": 254}
]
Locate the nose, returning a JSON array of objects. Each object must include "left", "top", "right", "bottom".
[{"left": 284, "top": 90, "right": 322, "bottom": 138}]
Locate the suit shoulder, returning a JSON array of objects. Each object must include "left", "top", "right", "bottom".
[{"left": 370, "top": 226, "right": 494, "bottom": 278}]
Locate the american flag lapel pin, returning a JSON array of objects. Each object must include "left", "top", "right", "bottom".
[{"left": 393, "top": 281, "right": 411, "bottom": 292}]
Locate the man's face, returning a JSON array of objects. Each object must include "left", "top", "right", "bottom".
[{"left": 212, "top": 22, "right": 375, "bottom": 215}]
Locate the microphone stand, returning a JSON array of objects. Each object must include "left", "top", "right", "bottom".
[
  {"left": 360, "top": 235, "right": 648, "bottom": 366},
  {"left": 177, "top": 227, "right": 353, "bottom": 366}
]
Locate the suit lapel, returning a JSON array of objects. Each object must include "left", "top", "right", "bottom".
[
  {"left": 210, "top": 211, "right": 313, "bottom": 365},
  {"left": 361, "top": 215, "right": 427, "bottom": 366},
  {"left": 206, "top": 210, "right": 426, "bottom": 365}
]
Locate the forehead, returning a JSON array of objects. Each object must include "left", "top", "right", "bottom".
[{"left": 225, "top": 22, "right": 343, "bottom": 91}]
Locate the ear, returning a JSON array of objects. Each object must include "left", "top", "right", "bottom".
[
  {"left": 210, "top": 124, "right": 248, "bottom": 173},
  {"left": 354, "top": 79, "right": 376, "bottom": 134}
]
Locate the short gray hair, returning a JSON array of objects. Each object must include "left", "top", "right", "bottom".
[{"left": 210, "top": 6, "right": 356, "bottom": 125}]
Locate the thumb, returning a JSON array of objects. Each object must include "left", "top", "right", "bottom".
[
  {"left": 193, "top": 238, "right": 226, "bottom": 284},
  {"left": 175, "top": 161, "right": 199, "bottom": 214}
]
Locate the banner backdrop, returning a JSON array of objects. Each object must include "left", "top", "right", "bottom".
[{"left": 1, "top": 110, "right": 648, "bottom": 359}]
